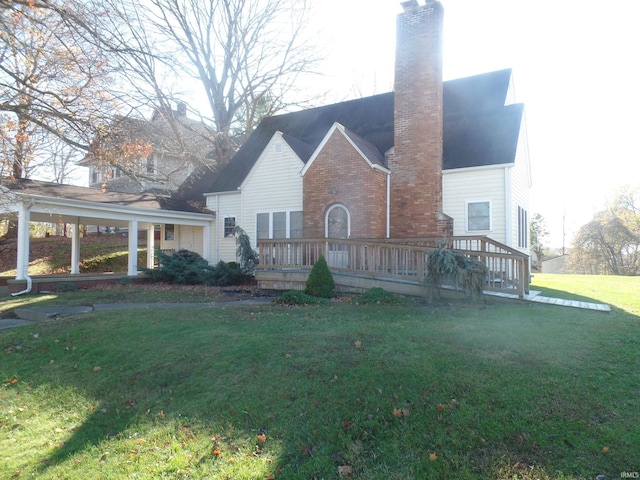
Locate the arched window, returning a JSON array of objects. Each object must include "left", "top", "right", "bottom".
[{"left": 325, "top": 204, "right": 350, "bottom": 239}]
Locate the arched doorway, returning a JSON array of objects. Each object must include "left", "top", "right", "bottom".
[{"left": 325, "top": 204, "right": 350, "bottom": 267}]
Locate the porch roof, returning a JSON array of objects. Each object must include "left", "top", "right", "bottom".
[{"left": 1, "top": 178, "right": 215, "bottom": 228}]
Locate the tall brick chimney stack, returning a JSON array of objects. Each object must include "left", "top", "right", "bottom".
[{"left": 390, "top": 0, "right": 450, "bottom": 238}]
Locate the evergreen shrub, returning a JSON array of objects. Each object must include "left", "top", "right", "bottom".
[{"left": 304, "top": 255, "right": 335, "bottom": 298}]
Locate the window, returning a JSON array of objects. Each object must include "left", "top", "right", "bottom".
[
  {"left": 164, "top": 224, "right": 175, "bottom": 241},
  {"left": 467, "top": 201, "right": 491, "bottom": 231},
  {"left": 273, "top": 212, "right": 286, "bottom": 238},
  {"left": 256, "top": 211, "right": 303, "bottom": 242},
  {"left": 290, "top": 211, "right": 303, "bottom": 238},
  {"left": 518, "top": 206, "right": 528, "bottom": 248},
  {"left": 91, "top": 170, "right": 99, "bottom": 184},
  {"left": 274, "top": 142, "right": 283, "bottom": 154},
  {"left": 257, "top": 213, "right": 269, "bottom": 240},
  {"left": 146, "top": 157, "right": 155, "bottom": 175},
  {"left": 224, "top": 217, "right": 236, "bottom": 237}
]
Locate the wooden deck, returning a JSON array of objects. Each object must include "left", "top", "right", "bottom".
[{"left": 257, "top": 236, "right": 531, "bottom": 298}]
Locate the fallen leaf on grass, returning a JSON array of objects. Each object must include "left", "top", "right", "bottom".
[
  {"left": 93, "top": 366, "right": 102, "bottom": 372},
  {"left": 337, "top": 465, "right": 352, "bottom": 475},
  {"left": 601, "top": 446, "right": 610, "bottom": 453},
  {"left": 429, "top": 452, "right": 438, "bottom": 461},
  {"left": 354, "top": 341, "right": 361, "bottom": 349},
  {"left": 212, "top": 449, "right": 221, "bottom": 456},
  {"left": 393, "top": 408, "right": 410, "bottom": 417},
  {"left": 11, "top": 470, "right": 21, "bottom": 478},
  {"left": 257, "top": 433, "right": 266, "bottom": 442},
  {"left": 98, "top": 451, "right": 109, "bottom": 462},
  {"left": 5, "top": 377, "right": 18, "bottom": 385}
]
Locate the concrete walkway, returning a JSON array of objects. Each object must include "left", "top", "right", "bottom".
[
  {"left": 0, "top": 297, "right": 276, "bottom": 330},
  {"left": 487, "top": 290, "right": 611, "bottom": 312}
]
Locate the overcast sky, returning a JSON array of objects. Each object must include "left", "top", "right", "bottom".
[{"left": 308, "top": 0, "right": 640, "bottom": 248}]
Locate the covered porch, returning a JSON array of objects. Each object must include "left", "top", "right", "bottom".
[{"left": 1, "top": 179, "right": 215, "bottom": 292}]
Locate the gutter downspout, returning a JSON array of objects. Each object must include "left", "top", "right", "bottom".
[
  {"left": 11, "top": 275, "right": 32, "bottom": 297},
  {"left": 504, "top": 166, "right": 512, "bottom": 246},
  {"left": 386, "top": 172, "right": 391, "bottom": 238}
]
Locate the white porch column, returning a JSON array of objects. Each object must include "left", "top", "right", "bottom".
[
  {"left": 146, "top": 224, "right": 155, "bottom": 269},
  {"left": 15, "top": 203, "right": 30, "bottom": 280},
  {"left": 70, "top": 219, "right": 81, "bottom": 274},
  {"left": 128, "top": 219, "right": 139, "bottom": 276},
  {"left": 202, "top": 223, "right": 211, "bottom": 264}
]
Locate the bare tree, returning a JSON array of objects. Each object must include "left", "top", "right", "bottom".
[
  {"left": 134, "top": 0, "right": 320, "bottom": 165},
  {"left": 0, "top": 1, "right": 116, "bottom": 179},
  {"left": 567, "top": 186, "right": 640, "bottom": 275}
]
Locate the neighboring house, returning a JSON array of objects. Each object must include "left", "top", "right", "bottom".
[
  {"left": 79, "top": 102, "right": 214, "bottom": 195},
  {"left": 541, "top": 255, "right": 569, "bottom": 274},
  {"left": 171, "top": 0, "right": 531, "bottom": 264}
]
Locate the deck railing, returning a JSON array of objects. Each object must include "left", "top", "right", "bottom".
[{"left": 257, "top": 236, "right": 530, "bottom": 298}]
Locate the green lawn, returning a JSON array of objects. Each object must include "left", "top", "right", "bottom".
[{"left": 1, "top": 275, "right": 639, "bottom": 479}]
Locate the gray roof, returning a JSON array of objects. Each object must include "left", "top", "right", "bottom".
[{"left": 175, "top": 68, "right": 523, "bottom": 201}]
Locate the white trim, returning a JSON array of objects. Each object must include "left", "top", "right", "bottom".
[
  {"left": 504, "top": 166, "right": 512, "bottom": 247},
  {"left": 300, "top": 123, "right": 391, "bottom": 176},
  {"left": 442, "top": 163, "right": 515, "bottom": 175}
]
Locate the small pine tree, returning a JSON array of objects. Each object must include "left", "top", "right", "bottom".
[{"left": 305, "top": 255, "right": 335, "bottom": 298}]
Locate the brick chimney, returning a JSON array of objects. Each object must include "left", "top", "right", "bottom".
[{"left": 389, "top": 0, "right": 451, "bottom": 238}]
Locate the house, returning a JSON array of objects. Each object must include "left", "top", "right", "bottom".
[
  {"left": 171, "top": 0, "right": 531, "bottom": 265},
  {"left": 79, "top": 102, "right": 214, "bottom": 195},
  {"left": 2, "top": 0, "right": 531, "bottom": 297}
]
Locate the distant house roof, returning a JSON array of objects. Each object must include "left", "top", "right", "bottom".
[
  {"left": 176, "top": 68, "right": 523, "bottom": 201},
  {"left": 80, "top": 109, "right": 215, "bottom": 168}
]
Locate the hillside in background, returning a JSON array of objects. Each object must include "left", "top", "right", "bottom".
[{"left": 0, "top": 235, "right": 142, "bottom": 276}]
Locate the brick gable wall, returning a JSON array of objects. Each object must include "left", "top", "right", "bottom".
[{"left": 303, "top": 129, "right": 387, "bottom": 239}]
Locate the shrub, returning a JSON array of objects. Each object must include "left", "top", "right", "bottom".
[
  {"left": 355, "top": 287, "right": 408, "bottom": 305},
  {"left": 304, "top": 255, "right": 335, "bottom": 298},
  {"left": 206, "top": 261, "right": 249, "bottom": 286},
  {"left": 144, "top": 249, "right": 213, "bottom": 285},
  {"left": 143, "top": 250, "right": 252, "bottom": 287},
  {"left": 425, "top": 248, "right": 488, "bottom": 303},
  {"left": 235, "top": 226, "right": 258, "bottom": 276},
  {"left": 274, "top": 290, "right": 330, "bottom": 305}
]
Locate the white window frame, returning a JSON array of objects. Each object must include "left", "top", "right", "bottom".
[
  {"left": 324, "top": 203, "right": 351, "bottom": 238},
  {"left": 223, "top": 216, "right": 236, "bottom": 238},
  {"left": 256, "top": 210, "right": 303, "bottom": 243},
  {"left": 466, "top": 200, "right": 492, "bottom": 232}
]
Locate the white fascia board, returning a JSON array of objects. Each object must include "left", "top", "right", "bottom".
[
  {"left": 300, "top": 123, "right": 390, "bottom": 176},
  {"left": 442, "top": 162, "right": 514, "bottom": 175},
  {"left": 203, "top": 189, "right": 241, "bottom": 198},
  {"left": 15, "top": 193, "right": 214, "bottom": 226}
]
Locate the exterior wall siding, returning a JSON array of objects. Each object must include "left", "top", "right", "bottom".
[
  {"left": 303, "top": 129, "right": 387, "bottom": 239},
  {"left": 206, "top": 193, "right": 241, "bottom": 263},
  {"left": 241, "top": 133, "right": 304, "bottom": 246},
  {"left": 508, "top": 118, "right": 532, "bottom": 253},
  {"left": 443, "top": 167, "right": 507, "bottom": 243}
]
